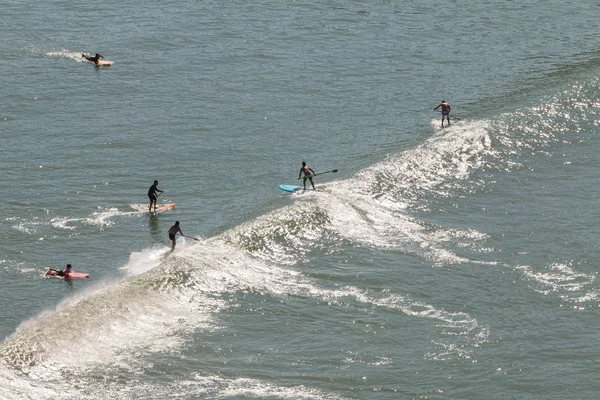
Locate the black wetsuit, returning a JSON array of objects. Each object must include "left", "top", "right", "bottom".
[{"left": 148, "top": 184, "right": 163, "bottom": 202}]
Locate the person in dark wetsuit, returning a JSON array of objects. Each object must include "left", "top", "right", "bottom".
[
  {"left": 433, "top": 100, "right": 451, "bottom": 128},
  {"left": 82, "top": 53, "right": 104, "bottom": 64},
  {"left": 148, "top": 180, "right": 164, "bottom": 212},
  {"left": 168, "top": 221, "right": 184, "bottom": 250},
  {"left": 298, "top": 161, "right": 316, "bottom": 190},
  {"left": 47, "top": 264, "right": 72, "bottom": 277}
]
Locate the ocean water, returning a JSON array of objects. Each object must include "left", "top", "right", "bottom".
[{"left": 2, "top": 0, "right": 600, "bottom": 399}]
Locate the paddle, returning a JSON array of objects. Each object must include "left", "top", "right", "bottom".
[
  {"left": 298, "top": 169, "right": 338, "bottom": 180},
  {"left": 434, "top": 109, "right": 460, "bottom": 121},
  {"left": 184, "top": 235, "right": 201, "bottom": 241}
]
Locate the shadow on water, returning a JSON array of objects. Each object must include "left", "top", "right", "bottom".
[{"left": 148, "top": 214, "right": 160, "bottom": 237}]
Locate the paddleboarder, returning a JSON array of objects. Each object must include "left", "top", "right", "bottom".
[
  {"left": 46, "top": 264, "right": 72, "bottom": 277},
  {"left": 298, "top": 161, "right": 316, "bottom": 190},
  {"left": 82, "top": 53, "right": 104, "bottom": 64},
  {"left": 168, "top": 221, "right": 184, "bottom": 250},
  {"left": 433, "top": 100, "right": 451, "bottom": 128},
  {"left": 148, "top": 180, "right": 164, "bottom": 212}
]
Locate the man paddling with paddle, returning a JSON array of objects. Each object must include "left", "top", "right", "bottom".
[
  {"left": 298, "top": 161, "right": 316, "bottom": 190},
  {"left": 433, "top": 100, "right": 451, "bottom": 128},
  {"left": 82, "top": 53, "right": 104, "bottom": 64},
  {"left": 148, "top": 180, "right": 164, "bottom": 212}
]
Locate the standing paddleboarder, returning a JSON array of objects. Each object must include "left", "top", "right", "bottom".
[
  {"left": 433, "top": 100, "right": 451, "bottom": 128},
  {"left": 298, "top": 161, "right": 316, "bottom": 190},
  {"left": 148, "top": 180, "right": 164, "bottom": 212}
]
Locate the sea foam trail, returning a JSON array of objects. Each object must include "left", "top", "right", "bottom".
[{"left": 46, "top": 50, "right": 92, "bottom": 63}]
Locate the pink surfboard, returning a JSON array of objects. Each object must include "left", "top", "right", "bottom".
[{"left": 46, "top": 270, "right": 89, "bottom": 279}]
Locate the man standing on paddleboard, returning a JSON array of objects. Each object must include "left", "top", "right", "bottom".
[
  {"left": 433, "top": 100, "right": 451, "bottom": 128},
  {"left": 168, "top": 221, "right": 184, "bottom": 250},
  {"left": 148, "top": 180, "right": 164, "bottom": 212},
  {"left": 298, "top": 161, "right": 316, "bottom": 190}
]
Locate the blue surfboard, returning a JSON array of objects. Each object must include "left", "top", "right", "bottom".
[
  {"left": 279, "top": 185, "right": 301, "bottom": 193},
  {"left": 279, "top": 185, "right": 326, "bottom": 193}
]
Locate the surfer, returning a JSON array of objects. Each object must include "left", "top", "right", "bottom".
[
  {"left": 298, "top": 161, "right": 316, "bottom": 190},
  {"left": 46, "top": 264, "right": 72, "bottom": 277},
  {"left": 433, "top": 100, "right": 451, "bottom": 128},
  {"left": 168, "top": 221, "right": 184, "bottom": 250},
  {"left": 148, "top": 180, "right": 164, "bottom": 212},
  {"left": 82, "top": 53, "right": 104, "bottom": 64}
]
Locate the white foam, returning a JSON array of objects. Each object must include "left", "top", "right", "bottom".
[
  {"left": 45, "top": 50, "right": 88, "bottom": 63},
  {"left": 49, "top": 216, "right": 77, "bottom": 230},
  {"left": 120, "top": 245, "right": 171, "bottom": 276},
  {"left": 129, "top": 203, "right": 148, "bottom": 213},
  {"left": 516, "top": 262, "right": 599, "bottom": 304}
]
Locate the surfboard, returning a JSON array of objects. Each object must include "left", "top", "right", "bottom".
[
  {"left": 279, "top": 185, "right": 325, "bottom": 193},
  {"left": 152, "top": 203, "right": 176, "bottom": 214},
  {"left": 46, "top": 270, "right": 89, "bottom": 279},
  {"left": 279, "top": 185, "right": 301, "bottom": 193},
  {"left": 86, "top": 59, "right": 113, "bottom": 66}
]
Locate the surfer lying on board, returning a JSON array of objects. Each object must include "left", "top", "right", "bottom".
[
  {"left": 298, "top": 161, "right": 316, "bottom": 190},
  {"left": 148, "top": 180, "right": 164, "bottom": 212},
  {"left": 168, "top": 221, "right": 184, "bottom": 250},
  {"left": 82, "top": 53, "right": 104, "bottom": 64},
  {"left": 433, "top": 100, "right": 451, "bottom": 128},
  {"left": 46, "top": 264, "right": 72, "bottom": 277}
]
